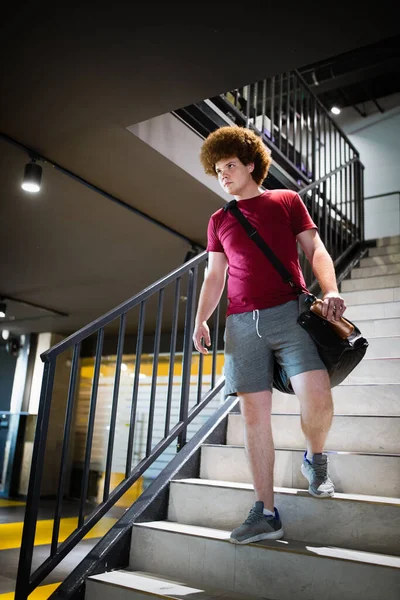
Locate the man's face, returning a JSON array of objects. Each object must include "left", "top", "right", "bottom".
[{"left": 215, "top": 157, "right": 254, "bottom": 195}]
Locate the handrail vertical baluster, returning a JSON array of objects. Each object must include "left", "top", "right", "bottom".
[
  {"left": 261, "top": 79, "right": 266, "bottom": 137},
  {"left": 270, "top": 76, "right": 275, "bottom": 144},
  {"left": 293, "top": 75, "right": 298, "bottom": 167},
  {"left": 278, "top": 74, "right": 283, "bottom": 151},
  {"left": 211, "top": 303, "right": 220, "bottom": 390},
  {"left": 177, "top": 266, "right": 198, "bottom": 451},
  {"left": 15, "top": 360, "right": 56, "bottom": 600},
  {"left": 286, "top": 72, "right": 291, "bottom": 158},
  {"left": 126, "top": 301, "right": 146, "bottom": 477},
  {"left": 165, "top": 278, "right": 181, "bottom": 436},
  {"left": 51, "top": 343, "right": 81, "bottom": 557},
  {"left": 146, "top": 289, "right": 164, "bottom": 457},
  {"left": 78, "top": 329, "right": 104, "bottom": 528},
  {"left": 103, "top": 313, "right": 127, "bottom": 501},
  {"left": 196, "top": 351, "right": 204, "bottom": 405}
]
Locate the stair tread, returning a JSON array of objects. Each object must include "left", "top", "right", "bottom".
[
  {"left": 202, "top": 444, "right": 400, "bottom": 457},
  {"left": 89, "top": 570, "right": 265, "bottom": 599},
  {"left": 171, "top": 479, "right": 400, "bottom": 506},
  {"left": 229, "top": 411, "right": 400, "bottom": 418},
  {"left": 132, "top": 521, "right": 400, "bottom": 569}
]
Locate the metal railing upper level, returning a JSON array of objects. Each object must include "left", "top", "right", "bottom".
[{"left": 175, "top": 69, "right": 361, "bottom": 194}]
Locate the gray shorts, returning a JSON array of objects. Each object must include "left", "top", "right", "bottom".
[{"left": 224, "top": 300, "right": 326, "bottom": 396}]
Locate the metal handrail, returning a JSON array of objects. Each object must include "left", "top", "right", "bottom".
[
  {"left": 42, "top": 251, "right": 207, "bottom": 361},
  {"left": 16, "top": 250, "right": 214, "bottom": 599}
]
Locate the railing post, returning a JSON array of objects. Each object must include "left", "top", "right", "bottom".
[
  {"left": 15, "top": 359, "right": 56, "bottom": 600},
  {"left": 177, "top": 266, "right": 198, "bottom": 451},
  {"left": 360, "top": 163, "right": 365, "bottom": 241},
  {"left": 311, "top": 96, "right": 317, "bottom": 183}
]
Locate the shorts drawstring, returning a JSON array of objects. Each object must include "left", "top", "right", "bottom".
[{"left": 253, "top": 309, "right": 262, "bottom": 338}]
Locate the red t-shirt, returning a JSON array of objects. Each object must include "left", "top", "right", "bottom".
[{"left": 207, "top": 190, "right": 317, "bottom": 316}]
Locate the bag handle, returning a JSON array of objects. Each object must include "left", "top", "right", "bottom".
[{"left": 224, "top": 199, "right": 304, "bottom": 295}]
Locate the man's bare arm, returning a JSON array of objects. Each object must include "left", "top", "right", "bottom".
[
  {"left": 297, "top": 229, "right": 346, "bottom": 322},
  {"left": 193, "top": 252, "right": 228, "bottom": 354}
]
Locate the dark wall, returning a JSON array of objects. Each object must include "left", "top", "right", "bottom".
[{"left": 0, "top": 346, "right": 17, "bottom": 411}]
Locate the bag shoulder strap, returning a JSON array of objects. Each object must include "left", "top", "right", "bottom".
[{"left": 224, "top": 199, "right": 302, "bottom": 294}]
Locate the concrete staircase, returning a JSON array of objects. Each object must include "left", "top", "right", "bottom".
[{"left": 86, "top": 235, "right": 400, "bottom": 600}]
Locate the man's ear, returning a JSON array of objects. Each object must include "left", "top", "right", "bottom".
[{"left": 247, "top": 162, "right": 255, "bottom": 174}]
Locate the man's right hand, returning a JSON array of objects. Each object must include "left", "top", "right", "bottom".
[{"left": 193, "top": 321, "right": 211, "bottom": 354}]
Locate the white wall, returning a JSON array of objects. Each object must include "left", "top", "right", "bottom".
[
  {"left": 335, "top": 96, "right": 400, "bottom": 240},
  {"left": 127, "top": 112, "right": 226, "bottom": 201}
]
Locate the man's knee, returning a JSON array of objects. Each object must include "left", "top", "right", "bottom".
[
  {"left": 291, "top": 369, "right": 331, "bottom": 397},
  {"left": 239, "top": 390, "right": 272, "bottom": 425}
]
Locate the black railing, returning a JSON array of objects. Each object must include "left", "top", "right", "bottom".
[
  {"left": 15, "top": 252, "right": 223, "bottom": 600},
  {"left": 176, "top": 69, "right": 361, "bottom": 192}
]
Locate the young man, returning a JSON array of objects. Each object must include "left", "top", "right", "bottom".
[{"left": 193, "top": 125, "right": 346, "bottom": 545}]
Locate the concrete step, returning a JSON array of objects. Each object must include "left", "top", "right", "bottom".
[
  {"left": 226, "top": 413, "right": 400, "bottom": 453},
  {"left": 342, "top": 274, "right": 400, "bottom": 292},
  {"left": 129, "top": 521, "right": 400, "bottom": 600},
  {"left": 351, "top": 317, "right": 400, "bottom": 337},
  {"left": 200, "top": 445, "right": 400, "bottom": 497},
  {"left": 86, "top": 570, "right": 264, "bottom": 600},
  {"left": 345, "top": 301, "right": 400, "bottom": 321},
  {"left": 352, "top": 264, "right": 400, "bottom": 278},
  {"left": 355, "top": 336, "right": 400, "bottom": 357},
  {"left": 168, "top": 479, "right": 400, "bottom": 556},
  {"left": 343, "top": 286, "right": 400, "bottom": 305},
  {"left": 368, "top": 244, "right": 400, "bottom": 257},
  {"left": 272, "top": 383, "right": 400, "bottom": 415},
  {"left": 343, "top": 357, "right": 399, "bottom": 384},
  {"left": 376, "top": 235, "right": 400, "bottom": 247},
  {"left": 360, "top": 254, "right": 400, "bottom": 267}
]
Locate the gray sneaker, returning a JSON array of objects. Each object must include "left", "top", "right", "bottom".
[
  {"left": 301, "top": 452, "right": 335, "bottom": 498},
  {"left": 230, "top": 502, "right": 284, "bottom": 545}
]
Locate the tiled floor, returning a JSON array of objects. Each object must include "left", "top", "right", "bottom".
[{"left": 0, "top": 497, "right": 124, "bottom": 598}]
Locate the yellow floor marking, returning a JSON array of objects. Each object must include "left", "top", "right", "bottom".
[
  {"left": 0, "top": 582, "right": 61, "bottom": 599},
  {"left": 0, "top": 499, "right": 26, "bottom": 508},
  {"left": 0, "top": 516, "right": 116, "bottom": 550}
]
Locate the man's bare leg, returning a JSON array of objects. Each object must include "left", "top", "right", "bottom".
[
  {"left": 290, "top": 369, "right": 333, "bottom": 454},
  {"left": 239, "top": 390, "right": 274, "bottom": 512}
]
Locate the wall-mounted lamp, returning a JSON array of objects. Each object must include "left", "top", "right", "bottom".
[
  {"left": 22, "top": 159, "right": 42, "bottom": 193},
  {"left": 0, "top": 301, "right": 6, "bottom": 318}
]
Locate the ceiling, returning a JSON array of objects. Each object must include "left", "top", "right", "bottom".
[
  {"left": 298, "top": 34, "right": 400, "bottom": 116},
  {"left": 1, "top": 3, "right": 399, "bottom": 337}
]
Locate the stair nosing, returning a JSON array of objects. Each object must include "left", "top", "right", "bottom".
[
  {"left": 170, "top": 479, "right": 400, "bottom": 507},
  {"left": 88, "top": 571, "right": 270, "bottom": 600},
  {"left": 132, "top": 521, "right": 400, "bottom": 570},
  {"left": 202, "top": 444, "right": 400, "bottom": 457}
]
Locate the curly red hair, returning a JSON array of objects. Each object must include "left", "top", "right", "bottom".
[{"left": 200, "top": 125, "right": 272, "bottom": 186}]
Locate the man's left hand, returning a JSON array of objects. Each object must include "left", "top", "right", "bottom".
[{"left": 322, "top": 291, "right": 347, "bottom": 322}]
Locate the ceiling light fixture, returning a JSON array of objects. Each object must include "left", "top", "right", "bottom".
[
  {"left": 0, "top": 301, "right": 6, "bottom": 318},
  {"left": 1, "top": 330, "right": 10, "bottom": 340},
  {"left": 331, "top": 106, "right": 341, "bottom": 115},
  {"left": 22, "top": 159, "right": 42, "bottom": 193}
]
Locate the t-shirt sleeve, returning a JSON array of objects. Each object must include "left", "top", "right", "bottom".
[
  {"left": 290, "top": 193, "right": 317, "bottom": 236},
  {"left": 206, "top": 214, "right": 225, "bottom": 253}
]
